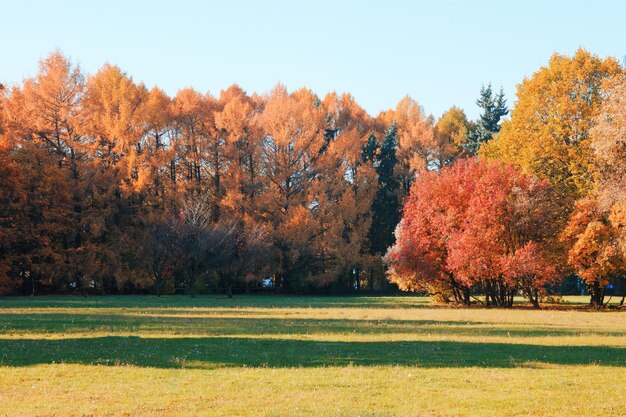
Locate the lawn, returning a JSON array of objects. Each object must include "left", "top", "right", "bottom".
[{"left": 0, "top": 295, "right": 624, "bottom": 416}]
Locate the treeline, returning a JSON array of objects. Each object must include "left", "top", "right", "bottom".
[
  {"left": 0, "top": 50, "right": 482, "bottom": 296},
  {"left": 2, "top": 49, "right": 624, "bottom": 306},
  {"left": 387, "top": 49, "right": 626, "bottom": 308}
]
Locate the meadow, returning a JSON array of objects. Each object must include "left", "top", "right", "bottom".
[{"left": 0, "top": 295, "right": 624, "bottom": 416}]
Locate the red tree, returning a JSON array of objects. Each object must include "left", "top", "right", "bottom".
[{"left": 386, "top": 158, "right": 562, "bottom": 307}]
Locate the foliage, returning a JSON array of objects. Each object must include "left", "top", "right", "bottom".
[
  {"left": 386, "top": 159, "right": 563, "bottom": 307},
  {"left": 464, "top": 84, "right": 508, "bottom": 154},
  {"left": 482, "top": 49, "right": 624, "bottom": 200},
  {"left": 561, "top": 77, "right": 626, "bottom": 307}
]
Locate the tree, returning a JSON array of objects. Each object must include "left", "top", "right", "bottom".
[
  {"left": 591, "top": 75, "right": 626, "bottom": 217},
  {"left": 258, "top": 86, "right": 327, "bottom": 291},
  {"left": 369, "top": 122, "right": 401, "bottom": 255},
  {"left": 1, "top": 52, "right": 84, "bottom": 294},
  {"left": 482, "top": 49, "right": 623, "bottom": 201},
  {"left": 433, "top": 106, "right": 469, "bottom": 167},
  {"left": 386, "top": 159, "right": 562, "bottom": 307},
  {"left": 0, "top": 125, "right": 25, "bottom": 294},
  {"left": 464, "top": 84, "right": 508, "bottom": 155},
  {"left": 562, "top": 75, "right": 626, "bottom": 307},
  {"left": 140, "top": 220, "right": 178, "bottom": 296},
  {"left": 171, "top": 196, "right": 218, "bottom": 295},
  {"left": 393, "top": 96, "right": 436, "bottom": 191},
  {"left": 209, "top": 219, "right": 271, "bottom": 298},
  {"left": 561, "top": 197, "right": 624, "bottom": 307},
  {"left": 214, "top": 84, "right": 264, "bottom": 218}
]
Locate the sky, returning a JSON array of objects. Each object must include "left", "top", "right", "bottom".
[{"left": 1, "top": 0, "right": 624, "bottom": 120}]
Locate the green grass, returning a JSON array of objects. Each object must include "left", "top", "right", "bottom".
[{"left": 0, "top": 295, "right": 624, "bottom": 416}]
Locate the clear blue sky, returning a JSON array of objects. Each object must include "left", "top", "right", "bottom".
[{"left": 1, "top": 0, "right": 624, "bottom": 119}]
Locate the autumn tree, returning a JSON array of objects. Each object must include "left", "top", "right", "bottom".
[
  {"left": 315, "top": 92, "right": 378, "bottom": 288},
  {"left": 214, "top": 85, "right": 264, "bottom": 218},
  {"left": 591, "top": 75, "right": 626, "bottom": 219},
  {"left": 170, "top": 88, "right": 222, "bottom": 205},
  {"left": 0, "top": 106, "right": 26, "bottom": 293},
  {"left": 482, "top": 49, "right": 623, "bottom": 201},
  {"left": 171, "top": 196, "right": 220, "bottom": 295},
  {"left": 386, "top": 159, "right": 562, "bottom": 307},
  {"left": 1, "top": 52, "right": 84, "bottom": 293},
  {"left": 257, "top": 86, "right": 326, "bottom": 290},
  {"left": 433, "top": 106, "right": 469, "bottom": 167},
  {"left": 562, "top": 75, "right": 626, "bottom": 307},
  {"left": 561, "top": 197, "right": 624, "bottom": 307}
]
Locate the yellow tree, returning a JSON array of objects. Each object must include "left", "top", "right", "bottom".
[
  {"left": 433, "top": 106, "right": 469, "bottom": 167},
  {"left": 79, "top": 64, "right": 161, "bottom": 290},
  {"left": 588, "top": 75, "right": 626, "bottom": 305},
  {"left": 482, "top": 49, "right": 623, "bottom": 202},
  {"left": 0, "top": 88, "right": 25, "bottom": 293},
  {"left": 3, "top": 51, "right": 86, "bottom": 174},
  {"left": 592, "top": 75, "right": 626, "bottom": 214}
]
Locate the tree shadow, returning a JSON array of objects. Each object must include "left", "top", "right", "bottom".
[
  {"left": 0, "top": 336, "right": 623, "bottom": 369},
  {"left": 2, "top": 314, "right": 622, "bottom": 338},
  {"left": 0, "top": 295, "right": 430, "bottom": 310}
]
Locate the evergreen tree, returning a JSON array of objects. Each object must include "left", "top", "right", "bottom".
[
  {"left": 464, "top": 84, "right": 508, "bottom": 154},
  {"left": 369, "top": 122, "right": 400, "bottom": 254},
  {"left": 361, "top": 132, "right": 378, "bottom": 163}
]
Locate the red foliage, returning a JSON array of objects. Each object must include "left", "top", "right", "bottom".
[{"left": 386, "top": 158, "right": 562, "bottom": 307}]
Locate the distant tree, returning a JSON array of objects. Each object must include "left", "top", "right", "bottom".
[
  {"left": 214, "top": 84, "right": 263, "bottom": 217},
  {"left": 464, "top": 84, "right": 508, "bottom": 155},
  {"left": 258, "top": 86, "right": 327, "bottom": 291},
  {"left": 591, "top": 75, "right": 626, "bottom": 213},
  {"left": 0, "top": 132, "right": 25, "bottom": 294}
]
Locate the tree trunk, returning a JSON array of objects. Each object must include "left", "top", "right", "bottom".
[{"left": 589, "top": 282, "right": 605, "bottom": 308}]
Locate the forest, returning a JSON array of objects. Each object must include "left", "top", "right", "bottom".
[{"left": 0, "top": 48, "right": 625, "bottom": 307}]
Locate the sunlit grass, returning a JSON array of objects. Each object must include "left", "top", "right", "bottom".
[{"left": 0, "top": 295, "right": 624, "bottom": 416}]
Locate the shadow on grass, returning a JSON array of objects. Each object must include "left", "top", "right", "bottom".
[
  {"left": 1, "top": 314, "right": 623, "bottom": 338},
  {"left": 0, "top": 295, "right": 430, "bottom": 310},
  {"left": 0, "top": 337, "right": 623, "bottom": 369}
]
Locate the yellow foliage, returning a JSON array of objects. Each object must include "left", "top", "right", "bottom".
[{"left": 482, "top": 49, "right": 624, "bottom": 201}]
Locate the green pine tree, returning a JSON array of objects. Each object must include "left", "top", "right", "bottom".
[
  {"left": 369, "top": 122, "right": 401, "bottom": 255},
  {"left": 464, "top": 84, "right": 508, "bottom": 154}
]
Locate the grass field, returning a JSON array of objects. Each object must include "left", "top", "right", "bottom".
[{"left": 0, "top": 295, "right": 624, "bottom": 416}]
